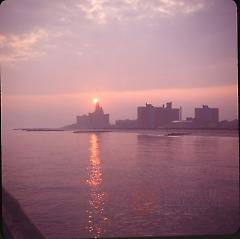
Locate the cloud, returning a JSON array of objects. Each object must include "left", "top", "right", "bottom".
[
  {"left": 75, "top": 0, "right": 207, "bottom": 24},
  {"left": 183, "top": 1, "right": 205, "bottom": 14},
  {"left": 0, "top": 0, "right": 210, "bottom": 62},
  {"left": 0, "top": 29, "right": 48, "bottom": 63}
]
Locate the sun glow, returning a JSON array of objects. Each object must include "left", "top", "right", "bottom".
[{"left": 92, "top": 98, "right": 99, "bottom": 104}]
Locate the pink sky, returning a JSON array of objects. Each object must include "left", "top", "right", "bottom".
[{"left": 0, "top": 0, "right": 238, "bottom": 129}]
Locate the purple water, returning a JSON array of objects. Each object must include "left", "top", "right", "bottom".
[{"left": 2, "top": 130, "right": 239, "bottom": 238}]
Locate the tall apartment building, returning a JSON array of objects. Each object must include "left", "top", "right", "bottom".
[
  {"left": 137, "top": 102, "right": 180, "bottom": 128},
  {"left": 194, "top": 105, "right": 219, "bottom": 123},
  {"left": 137, "top": 103, "right": 156, "bottom": 128}
]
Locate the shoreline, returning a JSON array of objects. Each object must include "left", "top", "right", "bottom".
[
  {"left": 13, "top": 127, "right": 239, "bottom": 131},
  {"left": 11, "top": 128, "right": 238, "bottom": 137}
]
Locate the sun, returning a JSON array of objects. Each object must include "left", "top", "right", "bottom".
[{"left": 92, "top": 98, "right": 99, "bottom": 104}]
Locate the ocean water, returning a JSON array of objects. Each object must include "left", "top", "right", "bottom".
[{"left": 2, "top": 130, "right": 239, "bottom": 238}]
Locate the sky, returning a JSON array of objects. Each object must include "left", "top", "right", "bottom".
[{"left": 0, "top": 0, "right": 238, "bottom": 128}]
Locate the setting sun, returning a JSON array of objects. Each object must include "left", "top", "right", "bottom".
[{"left": 93, "top": 98, "right": 99, "bottom": 104}]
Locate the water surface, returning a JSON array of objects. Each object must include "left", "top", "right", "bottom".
[{"left": 2, "top": 130, "right": 239, "bottom": 238}]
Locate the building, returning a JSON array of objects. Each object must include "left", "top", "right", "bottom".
[
  {"left": 76, "top": 103, "right": 110, "bottom": 129},
  {"left": 219, "top": 119, "right": 238, "bottom": 129},
  {"left": 115, "top": 119, "right": 137, "bottom": 129},
  {"left": 137, "top": 103, "right": 156, "bottom": 128},
  {"left": 156, "top": 102, "right": 181, "bottom": 127},
  {"left": 137, "top": 102, "right": 181, "bottom": 129},
  {"left": 194, "top": 105, "right": 219, "bottom": 124}
]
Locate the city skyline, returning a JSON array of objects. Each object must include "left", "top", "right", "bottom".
[
  {"left": 68, "top": 99, "right": 237, "bottom": 130},
  {"left": 0, "top": 0, "right": 237, "bottom": 129}
]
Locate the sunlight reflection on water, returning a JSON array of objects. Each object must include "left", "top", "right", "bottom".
[{"left": 85, "top": 133, "right": 109, "bottom": 238}]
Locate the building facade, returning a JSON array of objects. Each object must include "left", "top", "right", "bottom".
[
  {"left": 194, "top": 105, "right": 219, "bottom": 123},
  {"left": 115, "top": 119, "right": 137, "bottom": 129},
  {"left": 137, "top": 102, "right": 181, "bottom": 128},
  {"left": 137, "top": 103, "right": 156, "bottom": 128}
]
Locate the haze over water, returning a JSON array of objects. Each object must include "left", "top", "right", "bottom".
[
  {"left": 0, "top": 0, "right": 238, "bottom": 129},
  {"left": 2, "top": 130, "right": 239, "bottom": 238},
  {"left": 1, "top": 1, "right": 238, "bottom": 238}
]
